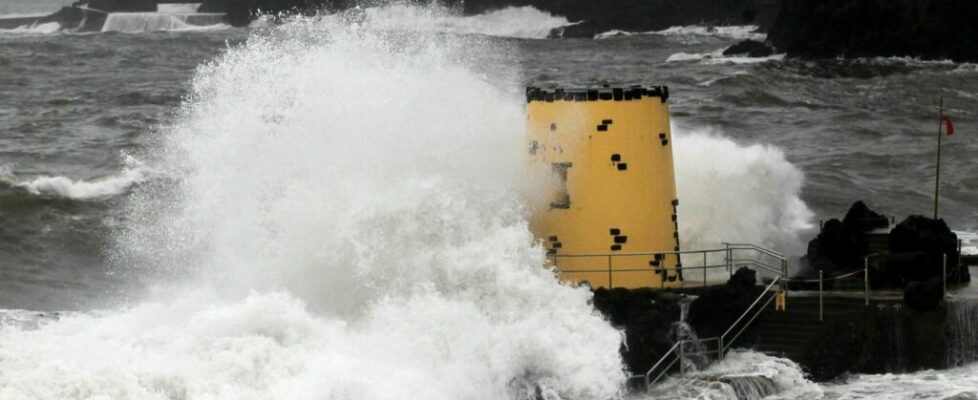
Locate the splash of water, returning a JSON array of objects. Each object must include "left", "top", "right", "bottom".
[
  {"left": 0, "top": 11, "right": 624, "bottom": 400},
  {"left": 674, "top": 127, "right": 815, "bottom": 254},
  {"left": 348, "top": 5, "right": 572, "bottom": 39},
  {"left": 101, "top": 12, "right": 229, "bottom": 33}
]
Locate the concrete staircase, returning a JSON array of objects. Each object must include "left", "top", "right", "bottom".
[{"left": 744, "top": 295, "right": 868, "bottom": 360}]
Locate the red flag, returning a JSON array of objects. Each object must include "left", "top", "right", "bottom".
[{"left": 943, "top": 115, "right": 954, "bottom": 136}]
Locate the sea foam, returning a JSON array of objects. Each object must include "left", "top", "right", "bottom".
[
  {"left": 0, "top": 12, "right": 624, "bottom": 400},
  {"left": 4, "top": 155, "right": 149, "bottom": 200}
]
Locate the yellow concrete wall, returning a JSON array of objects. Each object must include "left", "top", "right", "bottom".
[{"left": 526, "top": 87, "right": 682, "bottom": 289}]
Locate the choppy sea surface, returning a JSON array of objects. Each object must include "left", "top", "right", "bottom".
[{"left": 1, "top": 5, "right": 977, "bottom": 399}]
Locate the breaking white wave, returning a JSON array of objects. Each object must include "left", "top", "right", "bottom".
[
  {"left": 674, "top": 127, "right": 815, "bottom": 254},
  {"left": 820, "top": 362, "right": 978, "bottom": 399},
  {"left": 342, "top": 5, "right": 571, "bottom": 39},
  {"left": 4, "top": 156, "right": 150, "bottom": 200},
  {"left": 656, "top": 25, "right": 765, "bottom": 41},
  {"left": 666, "top": 50, "right": 785, "bottom": 65},
  {"left": 101, "top": 12, "right": 229, "bottom": 33},
  {"left": 0, "top": 11, "right": 624, "bottom": 400},
  {"left": 598, "top": 25, "right": 765, "bottom": 41},
  {"left": 0, "top": 22, "right": 60, "bottom": 35},
  {"left": 642, "top": 350, "right": 821, "bottom": 399}
]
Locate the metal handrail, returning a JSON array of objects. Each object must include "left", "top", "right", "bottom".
[
  {"left": 642, "top": 336, "right": 721, "bottom": 388},
  {"left": 645, "top": 276, "right": 783, "bottom": 389},
  {"left": 723, "top": 242, "right": 785, "bottom": 258},
  {"left": 720, "top": 286, "right": 780, "bottom": 354},
  {"left": 548, "top": 244, "right": 788, "bottom": 289},
  {"left": 719, "top": 276, "right": 782, "bottom": 345}
]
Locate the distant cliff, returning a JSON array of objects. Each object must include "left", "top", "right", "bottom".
[{"left": 768, "top": 0, "right": 978, "bottom": 62}]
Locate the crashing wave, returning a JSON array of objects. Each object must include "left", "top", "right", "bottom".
[{"left": 674, "top": 127, "right": 814, "bottom": 253}]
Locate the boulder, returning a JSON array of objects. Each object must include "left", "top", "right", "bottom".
[
  {"left": 805, "top": 201, "right": 886, "bottom": 275},
  {"left": 687, "top": 267, "right": 762, "bottom": 339},
  {"left": 79, "top": 0, "right": 156, "bottom": 12},
  {"left": 36, "top": 7, "right": 107, "bottom": 32},
  {"left": 592, "top": 288, "right": 680, "bottom": 375},
  {"left": 768, "top": 0, "right": 978, "bottom": 62},
  {"left": 722, "top": 39, "right": 775, "bottom": 57},
  {"left": 904, "top": 277, "right": 944, "bottom": 311},
  {"left": 889, "top": 215, "right": 964, "bottom": 283}
]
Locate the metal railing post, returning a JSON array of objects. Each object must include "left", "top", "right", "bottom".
[
  {"left": 607, "top": 255, "right": 613, "bottom": 288},
  {"left": 864, "top": 258, "right": 870, "bottom": 306},
  {"left": 703, "top": 251, "right": 706, "bottom": 287},
  {"left": 818, "top": 270, "right": 824, "bottom": 322},
  {"left": 725, "top": 244, "right": 732, "bottom": 276}
]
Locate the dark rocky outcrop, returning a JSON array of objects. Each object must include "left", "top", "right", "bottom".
[
  {"left": 591, "top": 288, "right": 681, "bottom": 376},
  {"left": 687, "top": 267, "right": 762, "bottom": 339},
  {"left": 36, "top": 6, "right": 108, "bottom": 32},
  {"left": 80, "top": 0, "right": 157, "bottom": 12},
  {"left": 722, "top": 39, "right": 775, "bottom": 57},
  {"left": 904, "top": 277, "right": 944, "bottom": 311},
  {"left": 885, "top": 215, "right": 968, "bottom": 287},
  {"left": 768, "top": 0, "right": 978, "bottom": 62},
  {"left": 804, "top": 201, "right": 887, "bottom": 276}
]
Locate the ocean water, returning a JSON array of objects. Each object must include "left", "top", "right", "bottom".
[{"left": 0, "top": 5, "right": 977, "bottom": 399}]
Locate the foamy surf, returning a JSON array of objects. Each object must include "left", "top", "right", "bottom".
[
  {"left": 641, "top": 350, "right": 822, "bottom": 399},
  {"left": 666, "top": 50, "right": 785, "bottom": 65},
  {"left": 325, "top": 5, "right": 571, "bottom": 39},
  {"left": 2, "top": 155, "right": 150, "bottom": 200},
  {"left": 0, "top": 11, "right": 625, "bottom": 400},
  {"left": 597, "top": 25, "right": 765, "bottom": 41},
  {"left": 0, "top": 21, "right": 60, "bottom": 35},
  {"left": 101, "top": 12, "right": 230, "bottom": 33}
]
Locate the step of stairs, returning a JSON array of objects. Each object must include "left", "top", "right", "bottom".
[{"left": 736, "top": 294, "right": 869, "bottom": 361}]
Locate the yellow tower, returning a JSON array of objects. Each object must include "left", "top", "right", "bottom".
[{"left": 526, "top": 86, "right": 682, "bottom": 289}]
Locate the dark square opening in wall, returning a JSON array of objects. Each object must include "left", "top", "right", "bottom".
[
  {"left": 611, "top": 154, "right": 621, "bottom": 162},
  {"left": 617, "top": 163, "right": 628, "bottom": 171},
  {"left": 549, "top": 162, "right": 572, "bottom": 209}
]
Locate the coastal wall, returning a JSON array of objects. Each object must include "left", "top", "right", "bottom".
[{"left": 768, "top": 0, "right": 978, "bottom": 62}]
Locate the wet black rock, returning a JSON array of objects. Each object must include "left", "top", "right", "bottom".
[
  {"left": 768, "top": 0, "right": 978, "bottom": 62},
  {"left": 889, "top": 215, "right": 966, "bottom": 284},
  {"left": 591, "top": 288, "right": 681, "bottom": 376},
  {"left": 804, "top": 201, "right": 885, "bottom": 276},
  {"left": 80, "top": 0, "right": 157, "bottom": 12},
  {"left": 904, "top": 277, "right": 944, "bottom": 311},
  {"left": 36, "top": 7, "right": 107, "bottom": 32},
  {"left": 687, "top": 267, "right": 762, "bottom": 339},
  {"left": 722, "top": 39, "right": 775, "bottom": 57}
]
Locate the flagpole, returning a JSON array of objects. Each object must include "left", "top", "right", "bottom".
[{"left": 934, "top": 96, "right": 944, "bottom": 219}]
